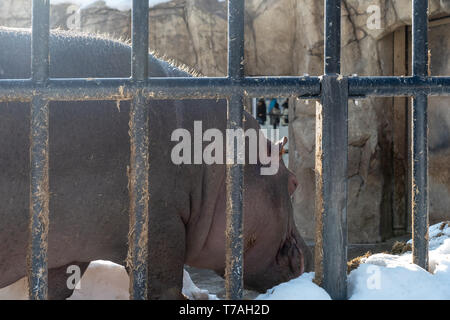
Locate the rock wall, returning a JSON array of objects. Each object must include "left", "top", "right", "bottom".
[
  {"left": 288, "top": 0, "right": 450, "bottom": 242},
  {"left": 0, "top": 0, "right": 449, "bottom": 243}
]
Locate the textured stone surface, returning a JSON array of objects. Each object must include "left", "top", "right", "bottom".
[{"left": 0, "top": 0, "right": 449, "bottom": 243}]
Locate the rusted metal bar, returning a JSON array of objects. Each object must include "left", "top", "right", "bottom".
[
  {"left": 347, "top": 76, "right": 450, "bottom": 97},
  {"left": 0, "top": 77, "right": 321, "bottom": 101},
  {"left": 314, "top": 0, "right": 348, "bottom": 300},
  {"left": 128, "top": 0, "right": 150, "bottom": 300},
  {"left": 411, "top": 0, "right": 429, "bottom": 271},
  {"left": 225, "top": 0, "right": 245, "bottom": 300},
  {"left": 314, "top": 75, "right": 349, "bottom": 300},
  {"left": 225, "top": 94, "right": 245, "bottom": 300},
  {"left": 324, "top": 0, "right": 341, "bottom": 75},
  {"left": 1, "top": 76, "right": 450, "bottom": 102},
  {"left": 0, "top": 0, "right": 446, "bottom": 302},
  {"left": 131, "top": 0, "right": 149, "bottom": 81},
  {"left": 28, "top": 0, "right": 50, "bottom": 300}
]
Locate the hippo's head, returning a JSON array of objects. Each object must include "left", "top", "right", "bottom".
[
  {"left": 241, "top": 136, "right": 313, "bottom": 293},
  {"left": 187, "top": 114, "right": 313, "bottom": 293}
]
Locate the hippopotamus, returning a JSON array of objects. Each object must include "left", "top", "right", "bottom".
[{"left": 0, "top": 28, "right": 312, "bottom": 299}]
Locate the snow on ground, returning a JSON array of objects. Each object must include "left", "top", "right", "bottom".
[
  {"left": 257, "top": 221, "right": 450, "bottom": 300},
  {"left": 50, "top": 0, "right": 224, "bottom": 11},
  {"left": 68, "top": 262, "right": 218, "bottom": 300},
  {"left": 0, "top": 263, "right": 217, "bottom": 300},
  {"left": 182, "top": 269, "right": 218, "bottom": 300},
  {"left": 255, "top": 273, "right": 331, "bottom": 300},
  {"left": 68, "top": 260, "right": 130, "bottom": 300},
  {"left": 1, "top": 222, "right": 449, "bottom": 300}
]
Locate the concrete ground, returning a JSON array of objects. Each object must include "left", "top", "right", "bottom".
[{"left": 185, "top": 266, "right": 260, "bottom": 300}]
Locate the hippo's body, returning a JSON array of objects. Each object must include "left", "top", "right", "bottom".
[{"left": 0, "top": 28, "right": 311, "bottom": 299}]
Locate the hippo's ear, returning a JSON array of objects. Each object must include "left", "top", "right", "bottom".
[
  {"left": 263, "top": 137, "right": 287, "bottom": 158},
  {"left": 276, "top": 136, "right": 288, "bottom": 156}
]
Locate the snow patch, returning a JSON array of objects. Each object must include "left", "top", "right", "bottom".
[
  {"left": 68, "top": 260, "right": 129, "bottom": 300},
  {"left": 348, "top": 249, "right": 450, "bottom": 299},
  {"left": 0, "top": 262, "right": 217, "bottom": 300},
  {"left": 407, "top": 221, "right": 450, "bottom": 250},
  {"left": 255, "top": 273, "right": 331, "bottom": 300},
  {"left": 256, "top": 221, "right": 450, "bottom": 300},
  {"left": 1, "top": 222, "right": 449, "bottom": 300},
  {"left": 182, "top": 269, "right": 218, "bottom": 300}
]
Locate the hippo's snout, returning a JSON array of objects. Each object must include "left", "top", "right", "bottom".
[
  {"left": 244, "top": 232, "right": 308, "bottom": 293},
  {"left": 276, "top": 234, "right": 304, "bottom": 277}
]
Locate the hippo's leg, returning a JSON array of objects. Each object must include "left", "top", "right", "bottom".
[
  {"left": 48, "top": 262, "right": 90, "bottom": 300},
  {"left": 146, "top": 211, "right": 186, "bottom": 300}
]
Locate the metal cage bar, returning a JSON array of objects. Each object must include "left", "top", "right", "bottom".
[
  {"left": 1, "top": 76, "right": 448, "bottom": 103},
  {"left": 324, "top": 0, "right": 341, "bottom": 75},
  {"left": 128, "top": 0, "right": 150, "bottom": 300},
  {"left": 411, "top": 0, "right": 429, "bottom": 270},
  {"left": 0, "top": 0, "right": 444, "bottom": 300},
  {"left": 27, "top": 0, "right": 50, "bottom": 301},
  {"left": 314, "top": 0, "right": 348, "bottom": 300},
  {"left": 225, "top": 0, "right": 245, "bottom": 301}
]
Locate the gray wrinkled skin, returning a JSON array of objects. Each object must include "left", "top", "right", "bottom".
[{"left": 0, "top": 28, "right": 312, "bottom": 299}]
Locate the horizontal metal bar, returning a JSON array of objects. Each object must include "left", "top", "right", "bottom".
[
  {"left": 0, "top": 77, "right": 321, "bottom": 101},
  {"left": 1, "top": 76, "right": 450, "bottom": 102},
  {"left": 348, "top": 76, "right": 450, "bottom": 97},
  {"left": 2, "top": 76, "right": 450, "bottom": 102}
]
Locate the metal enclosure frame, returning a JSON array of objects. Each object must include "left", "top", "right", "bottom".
[{"left": 0, "top": 0, "right": 449, "bottom": 300}]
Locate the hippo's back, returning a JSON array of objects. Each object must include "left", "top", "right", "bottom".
[{"left": 0, "top": 28, "right": 188, "bottom": 286}]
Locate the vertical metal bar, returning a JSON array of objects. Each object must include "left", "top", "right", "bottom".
[
  {"left": 131, "top": 0, "right": 149, "bottom": 81},
  {"left": 28, "top": 0, "right": 50, "bottom": 300},
  {"left": 128, "top": 0, "right": 150, "bottom": 300},
  {"left": 412, "top": 0, "right": 428, "bottom": 78},
  {"left": 324, "top": 0, "right": 341, "bottom": 74},
  {"left": 228, "top": 0, "right": 245, "bottom": 80},
  {"left": 411, "top": 0, "right": 429, "bottom": 271},
  {"left": 31, "top": 1, "right": 50, "bottom": 82},
  {"left": 314, "top": 0, "right": 348, "bottom": 300},
  {"left": 225, "top": 0, "right": 245, "bottom": 300}
]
